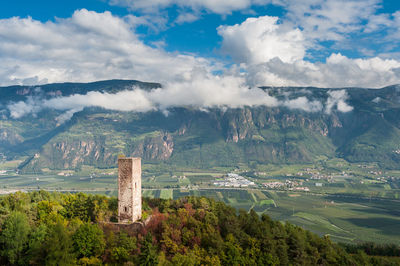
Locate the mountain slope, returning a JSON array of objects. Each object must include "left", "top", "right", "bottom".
[{"left": 0, "top": 80, "right": 400, "bottom": 171}]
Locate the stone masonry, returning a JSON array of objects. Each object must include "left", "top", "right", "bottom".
[{"left": 118, "top": 157, "right": 141, "bottom": 223}]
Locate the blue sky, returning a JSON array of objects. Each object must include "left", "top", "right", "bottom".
[
  {"left": 0, "top": 1, "right": 281, "bottom": 58},
  {"left": 0, "top": 0, "right": 399, "bottom": 88}
]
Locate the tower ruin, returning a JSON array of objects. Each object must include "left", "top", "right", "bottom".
[{"left": 118, "top": 157, "right": 141, "bottom": 223}]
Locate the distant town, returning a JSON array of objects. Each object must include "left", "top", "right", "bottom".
[{"left": 213, "top": 173, "right": 255, "bottom": 187}]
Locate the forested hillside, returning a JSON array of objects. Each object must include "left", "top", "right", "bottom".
[{"left": 0, "top": 191, "right": 399, "bottom": 265}]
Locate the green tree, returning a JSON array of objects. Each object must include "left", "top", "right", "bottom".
[
  {"left": 139, "top": 233, "right": 159, "bottom": 266},
  {"left": 222, "top": 234, "right": 244, "bottom": 266},
  {"left": 109, "top": 231, "right": 137, "bottom": 264},
  {"left": 0, "top": 211, "right": 30, "bottom": 265},
  {"left": 73, "top": 223, "right": 105, "bottom": 258},
  {"left": 27, "top": 224, "right": 48, "bottom": 265},
  {"left": 42, "top": 220, "right": 76, "bottom": 265}
]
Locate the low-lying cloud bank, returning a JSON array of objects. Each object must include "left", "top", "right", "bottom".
[{"left": 7, "top": 72, "right": 353, "bottom": 122}]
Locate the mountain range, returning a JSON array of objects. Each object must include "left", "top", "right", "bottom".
[{"left": 1, "top": 79, "right": 400, "bottom": 172}]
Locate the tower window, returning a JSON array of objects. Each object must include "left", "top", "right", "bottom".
[{"left": 124, "top": 206, "right": 127, "bottom": 212}]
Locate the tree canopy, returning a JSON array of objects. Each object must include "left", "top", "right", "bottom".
[{"left": 0, "top": 191, "right": 398, "bottom": 265}]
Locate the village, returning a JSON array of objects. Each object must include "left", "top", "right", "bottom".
[{"left": 213, "top": 173, "right": 255, "bottom": 188}]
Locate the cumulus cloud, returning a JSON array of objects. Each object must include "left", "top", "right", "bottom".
[
  {"left": 217, "top": 15, "right": 400, "bottom": 88},
  {"left": 110, "top": 0, "right": 398, "bottom": 60},
  {"left": 217, "top": 16, "right": 306, "bottom": 64},
  {"left": 0, "top": 7, "right": 399, "bottom": 104},
  {"left": 0, "top": 9, "right": 210, "bottom": 86},
  {"left": 246, "top": 54, "right": 400, "bottom": 88}
]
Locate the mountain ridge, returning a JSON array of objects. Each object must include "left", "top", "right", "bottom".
[{"left": 0, "top": 80, "right": 400, "bottom": 171}]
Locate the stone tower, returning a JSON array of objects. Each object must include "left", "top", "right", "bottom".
[{"left": 118, "top": 157, "right": 141, "bottom": 223}]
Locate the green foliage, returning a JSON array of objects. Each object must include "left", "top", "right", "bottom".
[
  {"left": 138, "top": 233, "right": 159, "bottom": 266},
  {"left": 0, "top": 191, "right": 398, "bottom": 265},
  {"left": 42, "top": 220, "right": 77, "bottom": 265},
  {"left": 0, "top": 212, "right": 30, "bottom": 265},
  {"left": 108, "top": 231, "right": 137, "bottom": 264},
  {"left": 73, "top": 223, "right": 105, "bottom": 258},
  {"left": 27, "top": 224, "right": 48, "bottom": 265}
]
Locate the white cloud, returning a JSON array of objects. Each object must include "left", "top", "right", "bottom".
[
  {"left": 43, "top": 89, "right": 155, "bottom": 112},
  {"left": 364, "top": 13, "right": 392, "bottom": 33},
  {"left": 217, "top": 16, "right": 306, "bottom": 64},
  {"left": 110, "top": 0, "right": 398, "bottom": 60},
  {"left": 8, "top": 70, "right": 351, "bottom": 122},
  {"left": 246, "top": 54, "right": 400, "bottom": 88},
  {"left": 280, "top": 0, "right": 380, "bottom": 42},
  {"left": 109, "top": 0, "right": 384, "bottom": 45},
  {"left": 7, "top": 97, "right": 42, "bottom": 119},
  {"left": 282, "top": 97, "right": 323, "bottom": 112},
  {"left": 0, "top": 8, "right": 399, "bottom": 99},
  {"left": 149, "top": 70, "right": 279, "bottom": 109},
  {"left": 387, "top": 11, "right": 400, "bottom": 40},
  {"left": 109, "top": 0, "right": 272, "bottom": 15},
  {"left": 217, "top": 15, "right": 400, "bottom": 88},
  {"left": 8, "top": 89, "right": 155, "bottom": 119},
  {"left": 0, "top": 9, "right": 210, "bottom": 86},
  {"left": 372, "top": 97, "right": 381, "bottom": 103},
  {"left": 7, "top": 72, "right": 279, "bottom": 119},
  {"left": 364, "top": 10, "right": 400, "bottom": 39},
  {"left": 55, "top": 108, "right": 83, "bottom": 124},
  {"left": 325, "top": 90, "right": 353, "bottom": 114},
  {"left": 175, "top": 13, "right": 200, "bottom": 24}
]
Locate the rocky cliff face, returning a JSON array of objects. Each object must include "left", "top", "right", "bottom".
[
  {"left": 223, "top": 108, "right": 255, "bottom": 142},
  {"left": 132, "top": 132, "right": 174, "bottom": 160},
  {"left": 22, "top": 131, "right": 175, "bottom": 171},
  {"left": 221, "top": 107, "right": 331, "bottom": 142},
  {"left": 35, "top": 138, "right": 114, "bottom": 169},
  {"left": 0, "top": 127, "right": 23, "bottom": 147}
]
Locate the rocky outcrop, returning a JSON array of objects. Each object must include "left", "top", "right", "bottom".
[
  {"left": 0, "top": 127, "right": 23, "bottom": 146},
  {"left": 21, "top": 131, "right": 175, "bottom": 171},
  {"left": 132, "top": 132, "right": 173, "bottom": 160},
  {"left": 222, "top": 107, "right": 331, "bottom": 142},
  {"left": 223, "top": 108, "right": 255, "bottom": 143},
  {"left": 45, "top": 139, "right": 114, "bottom": 169}
]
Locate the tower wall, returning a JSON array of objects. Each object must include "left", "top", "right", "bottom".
[{"left": 118, "top": 157, "right": 141, "bottom": 223}]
